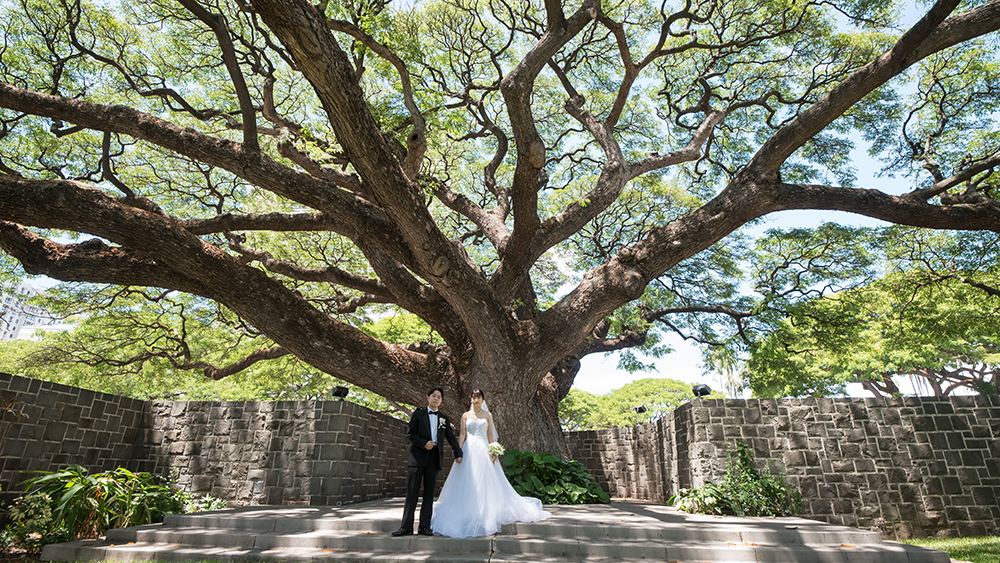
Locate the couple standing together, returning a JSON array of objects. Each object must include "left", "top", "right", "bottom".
[{"left": 392, "top": 387, "right": 551, "bottom": 538}]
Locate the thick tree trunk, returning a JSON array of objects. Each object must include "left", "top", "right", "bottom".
[
  {"left": 439, "top": 353, "right": 574, "bottom": 459},
  {"left": 488, "top": 377, "right": 570, "bottom": 458}
]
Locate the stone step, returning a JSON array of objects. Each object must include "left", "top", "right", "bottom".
[
  {"left": 105, "top": 525, "right": 887, "bottom": 553},
  {"left": 41, "top": 537, "right": 950, "bottom": 563},
  {"left": 106, "top": 527, "right": 494, "bottom": 552},
  {"left": 504, "top": 520, "right": 885, "bottom": 545},
  {"left": 42, "top": 542, "right": 490, "bottom": 563},
  {"left": 492, "top": 537, "right": 950, "bottom": 563},
  {"left": 158, "top": 503, "right": 886, "bottom": 545},
  {"left": 40, "top": 499, "right": 951, "bottom": 563}
]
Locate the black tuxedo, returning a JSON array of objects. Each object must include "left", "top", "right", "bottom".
[{"left": 399, "top": 407, "right": 462, "bottom": 532}]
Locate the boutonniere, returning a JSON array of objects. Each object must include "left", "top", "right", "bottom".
[{"left": 438, "top": 417, "right": 447, "bottom": 430}]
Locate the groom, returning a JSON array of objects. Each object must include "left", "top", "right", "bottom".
[{"left": 392, "top": 387, "right": 462, "bottom": 536}]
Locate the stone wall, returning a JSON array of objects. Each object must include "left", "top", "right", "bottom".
[
  {"left": 5, "top": 372, "right": 999, "bottom": 539},
  {"left": 1, "top": 372, "right": 415, "bottom": 509},
  {"left": 131, "top": 399, "right": 411, "bottom": 506},
  {"left": 566, "top": 396, "right": 1000, "bottom": 539},
  {"left": 565, "top": 413, "right": 679, "bottom": 501},
  {"left": 0, "top": 372, "right": 147, "bottom": 510}
]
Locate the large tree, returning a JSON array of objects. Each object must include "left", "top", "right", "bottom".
[
  {"left": 745, "top": 226, "right": 1000, "bottom": 397},
  {"left": 1, "top": 0, "right": 999, "bottom": 454}
]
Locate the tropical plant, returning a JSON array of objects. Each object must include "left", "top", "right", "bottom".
[
  {"left": 1, "top": 491, "right": 73, "bottom": 553},
  {"left": 0, "top": 392, "right": 26, "bottom": 462},
  {"left": 19, "top": 465, "right": 185, "bottom": 538},
  {"left": 502, "top": 449, "right": 610, "bottom": 505},
  {"left": 174, "top": 491, "right": 230, "bottom": 513},
  {"left": 669, "top": 441, "right": 801, "bottom": 517},
  {"left": 1, "top": 317, "right": 412, "bottom": 417},
  {"left": 742, "top": 227, "right": 1000, "bottom": 398}
]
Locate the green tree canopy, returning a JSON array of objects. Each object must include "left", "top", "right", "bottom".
[
  {"left": 0, "top": 288, "right": 411, "bottom": 413},
  {"left": 560, "top": 378, "right": 720, "bottom": 430},
  {"left": 743, "top": 227, "right": 1000, "bottom": 397},
  {"left": 0, "top": 0, "right": 998, "bottom": 453}
]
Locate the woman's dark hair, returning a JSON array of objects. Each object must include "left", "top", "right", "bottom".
[
  {"left": 470, "top": 388, "right": 485, "bottom": 401},
  {"left": 428, "top": 387, "right": 444, "bottom": 398}
]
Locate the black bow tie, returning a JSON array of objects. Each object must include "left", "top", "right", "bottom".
[{"left": 429, "top": 411, "right": 438, "bottom": 415}]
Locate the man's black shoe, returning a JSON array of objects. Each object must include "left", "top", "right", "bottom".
[
  {"left": 417, "top": 527, "right": 434, "bottom": 536},
  {"left": 391, "top": 528, "right": 413, "bottom": 537}
]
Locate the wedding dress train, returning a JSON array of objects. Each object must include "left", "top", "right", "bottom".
[{"left": 430, "top": 417, "right": 550, "bottom": 537}]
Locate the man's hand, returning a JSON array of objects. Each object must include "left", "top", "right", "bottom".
[
  {"left": 454, "top": 457, "right": 463, "bottom": 464},
  {"left": 425, "top": 440, "right": 435, "bottom": 450}
]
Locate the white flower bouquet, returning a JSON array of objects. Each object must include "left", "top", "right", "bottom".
[{"left": 487, "top": 442, "right": 505, "bottom": 458}]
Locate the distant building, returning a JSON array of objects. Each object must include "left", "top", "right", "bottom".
[{"left": 0, "top": 282, "right": 59, "bottom": 341}]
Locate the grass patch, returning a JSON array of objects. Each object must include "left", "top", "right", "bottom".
[{"left": 902, "top": 536, "right": 1000, "bottom": 563}]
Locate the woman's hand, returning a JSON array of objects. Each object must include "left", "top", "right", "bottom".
[{"left": 458, "top": 412, "right": 467, "bottom": 448}]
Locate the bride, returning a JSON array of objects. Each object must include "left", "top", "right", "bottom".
[{"left": 430, "top": 389, "right": 551, "bottom": 538}]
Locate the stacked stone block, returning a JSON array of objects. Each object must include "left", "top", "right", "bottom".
[
  {"left": 566, "top": 396, "right": 1000, "bottom": 539},
  {"left": 0, "top": 373, "right": 147, "bottom": 510},
  {"left": 565, "top": 417, "right": 673, "bottom": 501},
  {"left": 6, "top": 371, "right": 998, "bottom": 539},
  {"left": 310, "top": 400, "right": 410, "bottom": 505},
  {"left": 133, "top": 400, "right": 314, "bottom": 505},
  {"left": 132, "top": 399, "right": 414, "bottom": 506},
  {"left": 1, "top": 372, "right": 413, "bottom": 509}
]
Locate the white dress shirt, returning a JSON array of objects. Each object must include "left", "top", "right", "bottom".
[{"left": 428, "top": 408, "right": 439, "bottom": 444}]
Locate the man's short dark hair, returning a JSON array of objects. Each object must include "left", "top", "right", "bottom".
[{"left": 428, "top": 387, "right": 444, "bottom": 398}]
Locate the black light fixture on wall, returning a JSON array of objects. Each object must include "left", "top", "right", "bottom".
[
  {"left": 332, "top": 386, "right": 349, "bottom": 400},
  {"left": 691, "top": 384, "right": 711, "bottom": 397}
]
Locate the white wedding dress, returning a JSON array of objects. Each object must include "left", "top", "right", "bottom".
[{"left": 431, "top": 417, "right": 550, "bottom": 537}]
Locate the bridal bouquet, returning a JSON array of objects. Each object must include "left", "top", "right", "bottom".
[{"left": 487, "top": 442, "right": 505, "bottom": 458}]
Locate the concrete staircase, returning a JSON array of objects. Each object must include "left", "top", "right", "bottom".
[{"left": 41, "top": 498, "right": 951, "bottom": 563}]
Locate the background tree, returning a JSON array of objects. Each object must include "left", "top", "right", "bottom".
[
  {"left": 744, "top": 227, "right": 1000, "bottom": 397},
  {"left": 559, "top": 377, "right": 716, "bottom": 430},
  {"left": 0, "top": 291, "right": 416, "bottom": 412},
  {"left": 1, "top": 0, "right": 999, "bottom": 454}
]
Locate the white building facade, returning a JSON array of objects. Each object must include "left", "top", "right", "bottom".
[{"left": 0, "top": 282, "right": 58, "bottom": 340}]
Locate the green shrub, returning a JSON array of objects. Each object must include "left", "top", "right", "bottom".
[
  {"left": 19, "top": 465, "right": 185, "bottom": 539},
  {"left": 174, "top": 490, "right": 229, "bottom": 513},
  {"left": 669, "top": 441, "right": 801, "bottom": 517},
  {"left": 502, "top": 449, "right": 610, "bottom": 504},
  {"left": 4, "top": 465, "right": 228, "bottom": 553},
  {"left": 2, "top": 492, "right": 73, "bottom": 553}
]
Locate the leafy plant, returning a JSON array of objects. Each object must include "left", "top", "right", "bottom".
[
  {"left": 2, "top": 492, "right": 72, "bottom": 553},
  {"left": 669, "top": 441, "right": 801, "bottom": 517},
  {"left": 669, "top": 480, "right": 730, "bottom": 515},
  {"left": 174, "top": 490, "right": 229, "bottom": 513},
  {"left": 19, "top": 465, "right": 185, "bottom": 538},
  {"left": 4, "top": 466, "right": 228, "bottom": 553},
  {"left": 501, "top": 449, "right": 610, "bottom": 505}
]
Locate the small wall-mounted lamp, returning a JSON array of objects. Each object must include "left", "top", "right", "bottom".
[{"left": 692, "top": 384, "right": 712, "bottom": 397}]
